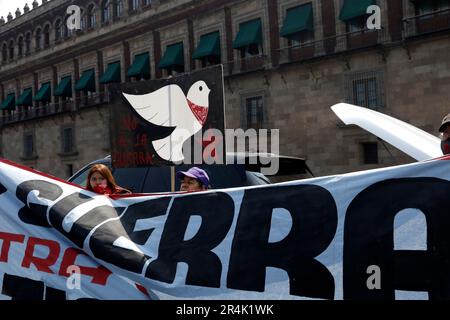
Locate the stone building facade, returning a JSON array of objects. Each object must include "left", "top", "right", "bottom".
[{"left": 0, "top": 0, "right": 449, "bottom": 179}]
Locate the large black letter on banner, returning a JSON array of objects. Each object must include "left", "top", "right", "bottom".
[
  {"left": 344, "top": 178, "right": 450, "bottom": 300},
  {"left": 2, "top": 274, "right": 66, "bottom": 300},
  {"left": 146, "top": 192, "right": 234, "bottom": 287},
  {"left": 227, "top": 185, "right": 337, "bottom": 299},
  {"left": 0, "top": 182, "right": 6, "bottom": 195},
  {"left": 48, "top": 192, "right": 98, "bottom": 248},
  {"left": 16, "top": 180, "right": 63, "bottom": 227},
  {"left": 90, "top": 197, "right": 171, "bottom": 274}
]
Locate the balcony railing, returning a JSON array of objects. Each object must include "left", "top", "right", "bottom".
[
  {"left": 277, "top": 27, "right": 389, "bottom": 65},
  {"left": 0, "top": 92, "right": 107, "bottom": 126},
  {"left": 403, "top": 8, "right": 450, "bottom": 38},
  {"left": 222, "top": 54, "right": 269, "bottom": 76}
]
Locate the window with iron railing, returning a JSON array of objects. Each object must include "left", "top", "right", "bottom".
[
  {"left": 80, "top": 12, "right": 86, "bottom": 31},
  {"left": 353, "top": 78, "right": 378, "bottom": 109},
  {"left": 44, "top": 25, "right": 50, "bottom": 47},
  {"left": 102, "top": 0, "right": 111, "bottom": 23},
  {"left": 345, "top": 70, "right": 384, "bottom": 110},
  {"left": 62, "top": 126, "right": 75, "bottom": 154},
  {"left": 244, "top": 96, "right": 265, "bottom": 130},
  {"left": 346, "top": 15, "right": 369, "bottom": 33},
  {"left": 23, "top": 133, "right": 35, "bottom": 159},
  {"left": 200, "top": 55, "right": 221, "bottom": 68},
  {"left": 115, "top": 0, "right": 124, "bottom": 18},
  {"left": 415, "top": 0, "right": 450, "bottom": 16},
  {"left": 8, "top": 40, "right": 14, "bottom": 60},
  {"left": 362, "top": 142, "right": 379, "bottom": 164},
  {"left": 18, "top": 37, "right": 23, "bottom": 57},
  {"left": 35, "top": 29, "right": 41, "bottom": 50},
  {"left": 88, "top": 5, "right": 96, "bottom": 28},
  {"left": 131, "top": 0, "right": 140, "bottom": 11},
  {"left": 55, "top": 20, "right": 62, "bottom": 41},
  {"left": 2, "top": 44, "right": 7, "bottom": 62},
  {"left": 288, "top": 31, "right": 314, "bottom": 47},
  {"left": 240, "top": 43, "right": 263, "bottom": 59},
  {"left": 65, "top": 16, "right": 74, "bottom": 37},
  {"left": 25, "top": 33, "right": 31, "bottom": 54}
]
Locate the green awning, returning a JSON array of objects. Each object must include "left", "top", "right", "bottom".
[
  {"left": 339, "top": 0, "right": 376, "bottom": 21},
  {"left": 100, "top": 61, "right": 121, "bottom": 84},
  {"left": 1, "top": 93, "right": 15, "bottom": 110},
  {"left": 54, "top": 76, "right": 72, "bottom": 97},
  {"left": 232, "top": 19, "right": 262, "bottom": 49},
  {"left": 127, "top": 53, "right": 150, "bottom": 77},
  {"left": 16, "top": 88, "right": 33, "bottom": 106},
  {"left": 33, "top": 82, "right": 51, "bottom": 102},
  {"left": 75, "top": 69, "right": 96, "bottom": 92},
  {"left": 280, "top": 4, "right": 314, "bottom": 38},
  {"left": 158, "top": 43, "right": 184, "bottom": 69},
  {"left": 192, "top": 31, "right": 221, "bottom": 60}
]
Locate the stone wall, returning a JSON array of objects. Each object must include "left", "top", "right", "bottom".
[
  {"left": 0, "top": 105, "right": 111, "bottom": 179},
  {"left": 0, "top": 0, "right": 448, "bottom": 180}
]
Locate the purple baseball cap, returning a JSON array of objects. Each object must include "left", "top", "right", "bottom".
[{"left": 176, "top": 167, "right": 210, "bottom": 187}]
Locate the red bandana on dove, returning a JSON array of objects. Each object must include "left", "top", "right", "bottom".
[{"left": 187, "top": 99, "right": 208, "bottom": 126}]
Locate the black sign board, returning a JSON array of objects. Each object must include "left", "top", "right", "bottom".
[{"left": 109, "top": 65, "right": 225, "bottom": 168}]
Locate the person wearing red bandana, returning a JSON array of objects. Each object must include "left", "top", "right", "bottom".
[{"left": 86, "top": 164, "right": 131, "bottom": 195}]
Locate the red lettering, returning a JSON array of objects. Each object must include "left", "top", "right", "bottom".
[
  {"left": 117, "top": 135, "right": 129, "bottom": 148},
  {"left": 135, "top": 283, "right": 149, "bottom": 296},
  {"left": 59, "top": 248, "right": 112, "bottom": 285},
  {"left": 114, "top": 151, "right": 156, "bottom": 168},
  {"left": 21, "top": 237, "right": 60, "bottom": 274},
  {"left": 134, "top": 134, "right": 148, "bottom": 147},
  {"left": 123, "top": 115, "right": 138, "bottom": 131},
  {"left": 0, "top": 232, "right": 25, "bottom": 263}
]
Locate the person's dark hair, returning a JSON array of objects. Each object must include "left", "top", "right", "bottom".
[{"left": 86, "top": 164, "right": 130, "bottom": 194}]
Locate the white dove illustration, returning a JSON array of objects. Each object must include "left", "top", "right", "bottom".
[{"left": 122, "top": 81, "right": 210, "bottom": 162}]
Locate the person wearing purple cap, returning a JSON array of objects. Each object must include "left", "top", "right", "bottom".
[
  {"left": 439, "top": 113, "right": 450, "bottom": 155},
  {"left": 177, "top": 167, "right": 211, "bottom": 192}
]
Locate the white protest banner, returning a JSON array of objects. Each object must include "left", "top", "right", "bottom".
[{"left": 1, "top": 157, "right": 449, "bottom": 300}]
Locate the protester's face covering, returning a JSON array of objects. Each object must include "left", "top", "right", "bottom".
[
  {"left": 441, "top": 125, "right": 450, "bottom": 155},
  {"left": 441, "top": 139, "right": 450, "bottom": 155}
]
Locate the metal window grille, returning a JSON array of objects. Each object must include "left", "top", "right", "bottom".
[
  {"left": 362, "top": 142, "right": 379, "bottom": 164},
  {"left": 345, "top": 70, "right": 385, "bottom": 110},
  {"left": 24, "top": 134, "right": 34, "bottom": 158},
  {"left": 245, "top": 96, "right": 265, "bottom": 130},
  {"left": 63, "top": 127, "right": 74, "bottom": 154}
]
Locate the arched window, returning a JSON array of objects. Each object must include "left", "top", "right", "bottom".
[
  {"left": 17, "top": 36, "right": 23, "bottom": 57},
  {"left": 55, "top": 19, "right": 62, "bottom": 41},
  {"left": 35, "top": 28, "right": 42, "bottom": 50},
  {"left": 2, "top": 43, "right": 7, "bottom": 62},
  {"left": 64, "top": 16, "right": 72, "bottom": 37},
  {"left": 115, "top": 0, "right": 124, "bottom": 18},
  {"left": 9, "top": 40, "right": 14, "bottom": 59},
  {"left": 43, "top": 25, "right": 50, "bottom": 47},
  {"left": 25, "top": 33, "right": 31, "bottom": 54},
  {"left": 80, "top": 8, "right": 86, "bottom": 30},
  {"left": 130, "top": 0, "right": 140, "bottom": 11},
  {"left": 102, "top": 0, "right": 110, "bottom": 23},
  {"left": 88, "top": 4, "right": 96, "bottom": 28}
]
